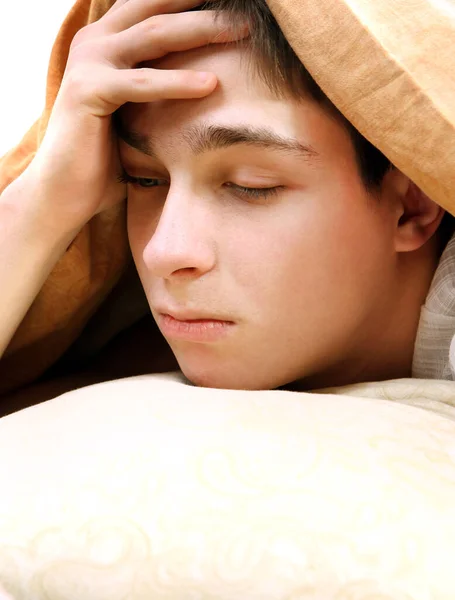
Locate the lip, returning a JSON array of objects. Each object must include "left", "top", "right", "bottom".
[{"left": 157, "top": 312, "right": 235, "bottom": 343}]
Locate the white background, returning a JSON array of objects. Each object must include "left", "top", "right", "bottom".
[{"left": 0, "top": 0, "right": 76, "bottom": 156}]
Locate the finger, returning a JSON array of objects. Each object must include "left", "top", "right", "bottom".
[
  {"left": 100, "top": 0, "right": 121, "bottom": 17},
  {"left": 103, "top": 0, "right": 130, "bottom": 17},
  {"left": 111, "top": 11, "right": 249, "bottom": 66},
  {"left": 102, "top": 0, "right": 204, "bottom": 32},
  {"left": 98, "top": 68, "right": 218, "bottom": 112}
]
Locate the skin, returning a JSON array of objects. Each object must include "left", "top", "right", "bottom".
[{"left": 117, "top": 42, "right": 443, "bottom": 391}]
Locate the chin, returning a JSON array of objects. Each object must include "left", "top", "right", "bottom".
[{"left": 178, "top": 359, "right": 286, "bottom": 391}]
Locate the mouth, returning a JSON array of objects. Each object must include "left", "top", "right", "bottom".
[{"left": 157, "top": 312, "right": 236, "bottom": 343}]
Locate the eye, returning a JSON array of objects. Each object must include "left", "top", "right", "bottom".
[
  {"left": 224, "top": 182, "right": 283, "bottom": 201},
  {"left": 118, "top": 170, "right": 168, "bottom": 188}
]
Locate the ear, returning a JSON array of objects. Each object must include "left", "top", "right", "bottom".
[{"left": 382, "top": 169, "right": 445, "bottom": 253}]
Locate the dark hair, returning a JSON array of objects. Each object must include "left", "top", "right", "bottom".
[{"left": 197, "top": 0, "right": 454, "bottom": 250}]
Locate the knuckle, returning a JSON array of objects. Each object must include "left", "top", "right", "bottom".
[
  {"left": 70, "top": 34, "right": 97, "bottom": 61},
  {"left": 63, "top": 68, "right": 83, "bottom": 90},
  {"left": 70, "top": 23, "right": 95, "bottom": 48},
  {"left": 130, "top": 68, "right": 151, "bottom": 86},
  {"left": 64, "top": 68, "right": 97, "bottom": 102},
  {"left": 69, "top": 34, "right": 109, "bottom": 67}
]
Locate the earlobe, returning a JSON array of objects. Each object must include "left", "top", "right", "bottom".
[{"left": 393, "top": 178, "right": 445, "bottom": 253}]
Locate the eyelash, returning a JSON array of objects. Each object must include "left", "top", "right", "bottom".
[
  {"left": 117, "top": 171, "right": 282, "bottom": 201},
  {"left": 117, "top": 172, "right": 165, "bottom": 188}
]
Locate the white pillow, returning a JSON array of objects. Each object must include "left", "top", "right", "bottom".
[{"left": 1, "top": 372, "right": 455, "bottom": 598}]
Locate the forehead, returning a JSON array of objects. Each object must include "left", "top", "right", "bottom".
[
  {"left": 119, "top": 43, "right": 354, "bottom": 165},
  {"left": 121, "top": 43, "right": 323, "bottom": 140}
]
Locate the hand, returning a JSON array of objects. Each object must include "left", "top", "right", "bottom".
[{"left": 25, "top": 0, "right": 248, "bottom": 236}]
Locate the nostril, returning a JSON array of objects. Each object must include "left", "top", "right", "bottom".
[{"left": 172, "top": 266, "right": 199, "bottom": 277}]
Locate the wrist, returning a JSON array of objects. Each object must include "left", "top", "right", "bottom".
[{"left": 1, "top": 167, "right": 84, "bottom": 251}]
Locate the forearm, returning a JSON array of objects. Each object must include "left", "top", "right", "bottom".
[{"left": 0, "top": 172, "right": 81, "bottom": 358}]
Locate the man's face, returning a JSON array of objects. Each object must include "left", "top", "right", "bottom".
[{"left": 118, "top": 43, "right": 398, "bottom": 390}]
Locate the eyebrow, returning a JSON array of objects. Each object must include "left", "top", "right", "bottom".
[{"left": 114, "top": 115, "right": 320, "bottom": 162}]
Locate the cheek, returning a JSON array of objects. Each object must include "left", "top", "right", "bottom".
[
  {"left": 299, "top": 205, "right": 392, "bottom": 318},
  {"left": 328, "top": 197, "right": 391, "bottom": 271},
  {"left": 127, "top": 197, "right": 160, "bottom": 266},
  {"left": 245, "top": 192, "right": 391, "bottom": 311}
]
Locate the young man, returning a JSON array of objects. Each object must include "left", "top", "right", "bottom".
[
  {"left": 0, "top": 0, "right": 452, "bottom": 393},
  {"left": 112, "top": 0, "right": 454, "bottom": 390}
]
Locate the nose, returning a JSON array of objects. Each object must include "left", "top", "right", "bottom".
[{"left": 142, "top": 186, "right": 216, "bottom": 280}]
